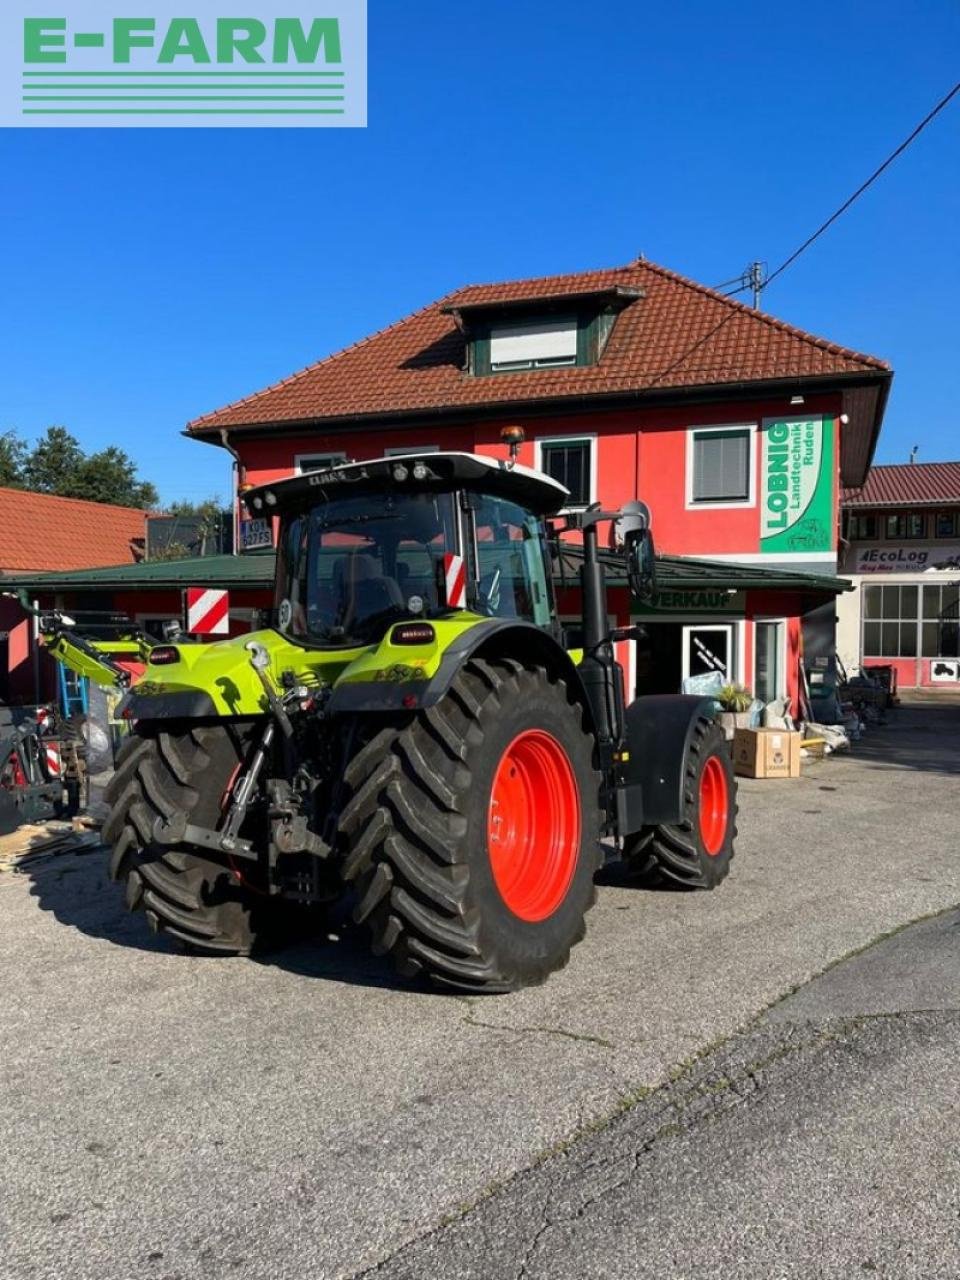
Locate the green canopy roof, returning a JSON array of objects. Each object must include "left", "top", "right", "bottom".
[
  {"left": 1, "top": 547, "right": 850, "bottom": 597},
  {"left": 0, "top": 551, "right": 275, "bottom": 593},
  {"left": 556, "top": 547, "right": 851, "bottom": 594}
]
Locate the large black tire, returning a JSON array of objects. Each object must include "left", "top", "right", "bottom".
[
  {"left": 623, "top": 715, "right": 736, "bottom": 890},
  {"left": 102, "top": 724, "right": 282, "bottom": 955},
  {"left": 339, "top": 658, "right": 602, "bottom": 992}
]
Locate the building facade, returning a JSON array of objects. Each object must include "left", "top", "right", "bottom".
[
  {"left": 838, "top": 462, "right": 960, "bottom": 689},
  {"left": 187, "top": 259, "right": 890, "bottom": 714}
]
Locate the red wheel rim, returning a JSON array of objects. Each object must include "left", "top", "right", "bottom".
[
  {"left": 698, "top": 755, "right": 729, "bottom": 856},
  {"left": 487, "top": 730, "right": 581, "bottom": 922}
]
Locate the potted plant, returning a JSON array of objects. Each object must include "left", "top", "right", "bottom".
[{"left": 716, "top": 683, "right": 754, "bottom": 740}]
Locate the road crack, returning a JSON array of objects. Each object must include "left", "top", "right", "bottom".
[{"left": 462, "top": 1013, "right": 614, "bottom": 1049}]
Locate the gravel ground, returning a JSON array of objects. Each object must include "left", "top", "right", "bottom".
[{"left": 0, "top": 700, "right": 958, "bottom": 1279}]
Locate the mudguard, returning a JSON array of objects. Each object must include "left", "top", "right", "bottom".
[
  {"left": 618, "top": 695, "right": 718, "bottom": 833},
  {"left": 325, "top": 619, "right": 586, "bottom": 716}
]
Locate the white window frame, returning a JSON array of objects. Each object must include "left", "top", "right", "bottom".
[
  {"left": 753, "top": 616, "right": 788, "bottom": 703},
  {"left": 534, "top": 434, "right": 598, "bottom": 510},
  {"left": 681, "top": 623, "right": 743, "bottom": 686},
  {"left": 383, "top": 445, "right": 441, "bottom": 457},
  {"left": 294, "top": 451, "right": 347, "bottom": 475},
  {"left": 684, "top": 423, "right": 757, "bottom": 511},
  {"left": 489, "top": 317, "right": 579, "bottom": 372}
]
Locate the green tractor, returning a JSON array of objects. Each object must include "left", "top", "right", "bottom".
[{"left": 69, "top": 446, "right": 737, "bottom": 990}]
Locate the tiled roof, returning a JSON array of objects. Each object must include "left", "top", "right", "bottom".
[
  {"left": 188, "top": 258, "right": 890, "bottom": 434},
  {"left": 0, "top": 488, "right": 146, "bottom": 574},
  {"left": 842, "top": 462, "right": 960, "bottom": 508}
]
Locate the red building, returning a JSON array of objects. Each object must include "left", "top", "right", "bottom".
[
  {"left": 183, "top": 259, "right": 891, "bottom": 711},
  {"left": 0, "top": 488, "right": 145, "bottom": 704},
  {"left": 838, "top": 461, "right": 960, "bottom": 689}
]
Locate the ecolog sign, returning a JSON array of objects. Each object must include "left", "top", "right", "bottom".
[{"left": 760, "top": 415, "right": 834, "bottom": 556}]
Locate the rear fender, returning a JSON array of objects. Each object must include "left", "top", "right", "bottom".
[
  {"left": 618, "top": 695, "right": 717, "bottom": 833},
  {"left": 327, "top": 619, "right": 593, "bottom": 721}
]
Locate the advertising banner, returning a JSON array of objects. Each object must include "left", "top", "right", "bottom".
[
  {"left": 760, "top": 415, "right": 834, "bottom": 555},
  {"left": 853, "top": 544, "right": 960, "bottom": 574}
]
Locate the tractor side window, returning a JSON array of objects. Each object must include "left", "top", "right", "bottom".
[
  {"left": 277, "top": 516, "right": 309, "bottom": 636},
  {"left": 472, "top": 496, "right": 552, "bottom": 627}
]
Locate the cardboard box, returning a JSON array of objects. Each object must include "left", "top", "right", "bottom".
[{"left": 733, "top": 728, "right": 801, "bottom": 779}]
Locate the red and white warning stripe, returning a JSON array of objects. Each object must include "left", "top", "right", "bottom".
[
  {"left": 443, "top": 554, "right": 466, "bottom": 610},
  {"left": 36, "top": 705, "right": 53, "bottom": 734},
  {"left": 44, "top": 742, "right": 62, "bottom": 778},
  {"left": 185, "top": 587, "right": 230, "bottom": 636}
]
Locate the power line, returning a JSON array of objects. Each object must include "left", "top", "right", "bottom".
[
  {"left": 764, "top": 78, "right": 960, "bottom": 290},
  {"left": 661, "top": 79, "right": 960, "bottom": 388}
]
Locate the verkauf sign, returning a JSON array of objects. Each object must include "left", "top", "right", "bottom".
[
  {"left": 760, "top": 415, "right": 834, "bottom": 556},
  {"left": 854, "top": 544, "right": 960, "bottom": 574},
  {"left": 0, "top": 1, "right": 366, "bottom": 127}
]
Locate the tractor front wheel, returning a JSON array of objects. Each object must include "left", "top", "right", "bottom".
[
  {"left": 623, "top": 715, "right": 736, "bottom": 890},
  {"left": 339, "top": 659, "right": 602, "bottom": 992}
]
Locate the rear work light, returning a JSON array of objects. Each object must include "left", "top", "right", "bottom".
[
  {"left": 391, "top": 623, "right": 436, "bottom": 646},
  {"left": 148, "top": 646, "right": 181, "bottom": 666}
]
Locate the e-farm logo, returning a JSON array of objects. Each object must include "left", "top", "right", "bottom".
[{"left": 1, "top": 2, "right": 366, "bottom": 127}]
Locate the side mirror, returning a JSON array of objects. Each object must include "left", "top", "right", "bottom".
[
  {"left": 616, "top": 499, "right": 651, "bottom": 542},
  {"left": 625, "top": 527, "right": 656, "bottom": 602}
]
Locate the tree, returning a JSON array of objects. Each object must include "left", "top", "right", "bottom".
[
  {"left": 22, "top": 426, "right": 84, "bottom": 494},
  {"left": 0, "top": 430, "right": 28, "bottom": 488},
  {"left": 18, "top": 426, "right": 159, "bottom": 509},
  {"left": 69, "top": 446, "right": 159, "bottom": 509}
]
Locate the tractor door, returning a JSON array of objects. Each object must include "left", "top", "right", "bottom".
[{"left": 467, "top": 494, "right": 557, "bottom": 632}]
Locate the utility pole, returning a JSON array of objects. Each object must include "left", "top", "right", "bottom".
[
  {"left": 748, "top": 261, "right": 766, "bottom": 310},
  {"left": 711, "top": 261, "right": 768, "bottom": 308}
]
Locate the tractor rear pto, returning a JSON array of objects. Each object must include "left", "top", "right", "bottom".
[{"left": 45, "top": 443, "right": 738, "bottom": 990}]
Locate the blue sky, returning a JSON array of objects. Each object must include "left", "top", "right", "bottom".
[{"left": 1, "top": 0, "right": 958, "bottom": 505}]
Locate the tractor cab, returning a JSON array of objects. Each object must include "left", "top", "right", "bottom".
[{"left": 247, "top": 451, "right": 569, "bottom": 650}]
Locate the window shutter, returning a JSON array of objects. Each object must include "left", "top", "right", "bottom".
[
  {"left": 693, "top": 431, "right": 749, "bottom": 501},
  {"left": 490, "top": 318, "right": 577, "bottom": 366}
]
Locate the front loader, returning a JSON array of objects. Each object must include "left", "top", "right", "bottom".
[{"left": 64, "top": 443, "right": 737, "bottom": 990}]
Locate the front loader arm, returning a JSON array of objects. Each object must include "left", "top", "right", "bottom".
[
  {"left": 42, "top": 629, "right": 137, "bottom": 691},
  {"left": 8, "top": 590, "right": 151, "bottom": 691}
]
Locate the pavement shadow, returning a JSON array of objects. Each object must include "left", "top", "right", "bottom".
[
  {"left": 20, "top": 841, "right": 431, "bottom": 993},
  {"left": 22, "top": 843, "right": 169, "bottom": 954},
  {"left": 850, "top": 701, "right": 960, "bottom": 776}
]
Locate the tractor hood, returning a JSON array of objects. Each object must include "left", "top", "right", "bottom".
[{"left": 117, "top": 617, "right": 491, "bottom": 721}]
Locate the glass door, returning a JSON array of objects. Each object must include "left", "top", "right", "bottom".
[{"left": 755, "top": 618, "right": 785, "bottom": 704}]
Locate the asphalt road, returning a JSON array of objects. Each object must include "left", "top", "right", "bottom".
[
  {"left": 1, "top": 701, "right": 958, "bottom": 1279},
  {"left": 377, "top": 909, "right": 960, "bottom": 1279}
]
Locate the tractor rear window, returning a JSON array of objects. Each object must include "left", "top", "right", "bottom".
[{"left": 275, "top": 492, "right": 459, "bottom": 646}]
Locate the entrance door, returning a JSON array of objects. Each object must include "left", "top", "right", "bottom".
[{"left": 682, "top": 624, "right": 734, "bottom": 684}]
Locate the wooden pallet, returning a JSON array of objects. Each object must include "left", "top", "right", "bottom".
[{"left": 0, "top": 820, "right": 102, "bottom": 872}]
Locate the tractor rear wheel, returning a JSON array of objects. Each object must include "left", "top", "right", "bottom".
[
  {"left": 339, "top": 658, "right": 602, "bottom": 992},
  {"left": 102, "top": 724, "right": 282, "bottom": 955},
  {"left": 623, "top": 714, "right": 736, "bottom": 890}
]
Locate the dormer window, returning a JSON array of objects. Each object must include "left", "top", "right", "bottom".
[
  {"left": 488, "top": 317, "right": 578, "bottom": 372},
  {"left": 443, "top": 284, "right": 643, "bottom": 379}
]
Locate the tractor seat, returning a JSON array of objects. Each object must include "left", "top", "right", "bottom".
[{"left": 333, "top": 554, "right": 405, "bottom": 627}]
